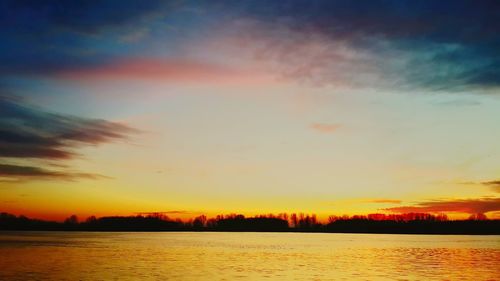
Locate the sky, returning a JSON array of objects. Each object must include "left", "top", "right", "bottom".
[{"left": 1, "top": 0, "right": 499, "bottom": 221}]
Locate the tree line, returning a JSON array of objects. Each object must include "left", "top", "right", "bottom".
[{"left": 1, "top": 212, "right": 498, "bottom": 234}]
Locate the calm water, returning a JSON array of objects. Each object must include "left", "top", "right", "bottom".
[{"left": 0, "top": 232, "right": 498, "bottom": 280}]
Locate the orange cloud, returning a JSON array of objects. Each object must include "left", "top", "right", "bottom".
[
  {"left": 58, "top": 58, "right": 274, "bottom": 85},
  {"left": 310, "top": 123, "right": 341, "bottom": 133},
  {"left": 384, "top": 197, "right": 500, "bottom": 215}
]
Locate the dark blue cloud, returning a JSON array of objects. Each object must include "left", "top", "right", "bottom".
[
  {"left": 0, "top": 95, "right": 135, "bottom": 159},
  {"left": 0, "top": 164, "right": 107, "bottom": 181},
  {"left": 220, "top": 0, "right": 500, "bottom": 90},
  {"left": 0, "top": 0, "right": 180, "bottom": 75},
  {"left": 220, "top": 0, "right": 499, "bottom": 44},
  {"left": 0, "top": 0, "right": 166, "bottom": 34},
  {"left": 0, "top": 95, "right": 135, "bottom": 180},
  {"left": 0, "top": 0, "right": 498, "bottom": 90}
]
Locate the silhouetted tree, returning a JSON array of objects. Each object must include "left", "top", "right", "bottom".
[
  {"left": 1, "top": 211, "right": 499, "bottom": 234},
  {"left": 469, "top": 213, "right": 487, "bottom": 220},
  {"left": 64, "top": 215, "right": 78, "bottom": 225},
  {"left": 193, "top": 215, "right": 207, "bottom": 229},
  {"left": 86, "top": 216, "right": 97, "bottom": 223},
  {"left": 290, "top": 213, "right": 298, "bottom": 228}
]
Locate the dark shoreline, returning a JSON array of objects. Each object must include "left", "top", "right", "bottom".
[
  {"left": 2, "top": 212, "right": 499, "bottom": 235},
  {"left": 1, "top": 230, "right": 499, "bottom": 235}
]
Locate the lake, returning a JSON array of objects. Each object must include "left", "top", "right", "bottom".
[{"left": 0, "top": 232, "right": 498, "bottom": 280}]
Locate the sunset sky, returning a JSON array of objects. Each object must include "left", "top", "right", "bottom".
[{"left": 1, "top": 0, "right": 499, "bottom": 221}]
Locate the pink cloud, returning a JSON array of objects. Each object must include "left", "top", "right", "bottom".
[
  {"left": 190, "top": 20, "right": 386, "bottom": 89},
  {"left": 310, "top": 123, "right": 341, "bottom": 133},
  {"left": 58, "top": 58, "right": 275, "bottom": 85}
]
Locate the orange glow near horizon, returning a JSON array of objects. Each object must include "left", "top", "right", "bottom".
[
  {"left": 3, "top": 206, "right": 496, "bottom": 223},
  {"left": 1, "top": 1, "right": 499, "bottom": 226}
]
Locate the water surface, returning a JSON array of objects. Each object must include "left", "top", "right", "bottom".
[{"left": 0, "top": 232, "right": 498, "bottom": 280}]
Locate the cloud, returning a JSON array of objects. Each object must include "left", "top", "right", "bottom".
[
  {"left": 0, "top": 96, "right": 136, "bottom": 181},
  {"left": 0, "top": 164, "right": 108, "bottom": 181},
  {"left": 1, "top": 0, "right": 167, "bottom": 35},
  {"left": 0, "top": 96, "right": 135, "bottom": 159},
  {"left": 383, "top": 197, "right": 500, "bottom": 215},
  {"left": 460, "top": 180, "right": 500, "bottom": 193},
  {"left": 1, "top": 1, "right": 498, "bottom": 92},
  {"left": 430, "top": 99, "right": 481, "bottom": 107},
  {"left": 200, "top": 22, "right": 384, "bottom": 90},
  {"left": 0, "top": 0, "right": 183, "bottom": 76},
  {"left": 366, "top": 199, "right": 402, "bottom": 204},
  {"left": 57, "top": 58, "right": 274, "bottom": 85},
  {"left": 310, "top": 123, "right": 341, "bottom": 133},
  {"left": 201, "top": 1, "right": 500, "bottom": 92},
  {"left": 119, "top": 27, "right": 150, "bottom": 43},
  {"left": 482, "top": 181, "right": 500, "bottom": 193}
]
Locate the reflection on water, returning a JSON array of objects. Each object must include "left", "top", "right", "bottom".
[{"left": 0, "top": 232, "right": 498, "bottom": 280}]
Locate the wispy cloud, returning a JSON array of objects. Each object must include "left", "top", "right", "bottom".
[
  {"left": 482, "top": 181, "right": 500, "bottom": 193},
  {"left": 193, "top": 1, "right": 500, "bottom": 92},
  {"left": 0, "top": 0, "right": 167, "bottom": 35},
  {"left": 366, "top": 199, "right": 402, "bottom": 204},
  {"left": 310, "top": 123, "right": 341, "bottom": 133},
  {"left": 58, "top": 58, "right": 274, "bottom": 85},
  {"left": 430, "top": 99, "right": 481, "bottom": 107},
  {"left": 459, "top": 180, "right": 500, "bottom": 193},
  {"left": 237, "top": 1, "right": 500, "bottom": 91},
  {"left": 2, "top": 1, "right": 498, "bottom": 92},
  {"left": 0, "top": 0, "right": 187, "bottom": 76},
  {"left": 384, "top": 197, "right": 500, "bottom": 215},
  {"left": 0, "top": 96, "right": 136, "bottom": 181},
  {"left": 0, "top": 164, "right": 109, "bottom": 182}
]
